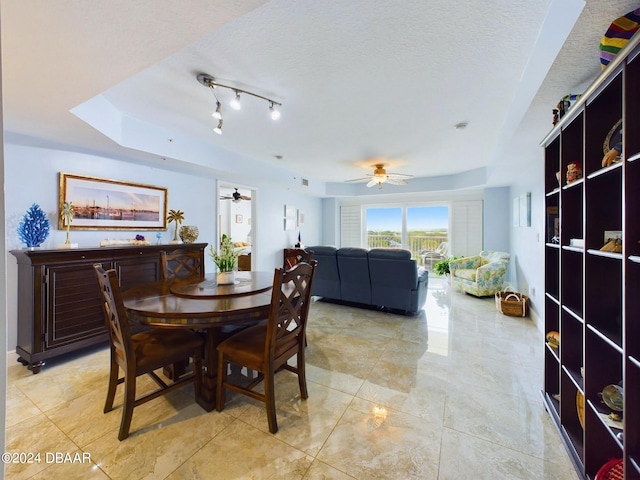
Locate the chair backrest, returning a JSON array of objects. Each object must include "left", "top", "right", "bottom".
[
  {"left": 436, "top": 242, "right": 448, "bottom": 256},
  {"left": 94, "top": 264, "right": 134, "bottom": 370},
  {"left": 265, "top": 260, "right": 317, "bottom": 361},
  {"left": 283, "top": 248, "right": 312, "bottom": 270},
  {"left": 480, "top": 250, "right": 510, "bottom": 264},
  {"left": 160, "top": 249, "right": 205, "bottom": 280}
]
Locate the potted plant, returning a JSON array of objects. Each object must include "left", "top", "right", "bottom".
[
  {"left": 209, "top": 234, "right": 241, "bottom": 284},
  {"left": 433, "top": 256, "right": 458, "bottom": 277}
]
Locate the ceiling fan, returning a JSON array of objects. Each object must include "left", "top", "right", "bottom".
[
  {"left": 345, "top": 163, "right": 413, "bottom": 188},
  {"left": 220, "top": 188, "right": 251, "bottom": 202}
]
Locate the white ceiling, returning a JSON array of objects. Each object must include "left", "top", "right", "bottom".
[{"left": 2, "top": 0, "right": 638, "bottom": 192}]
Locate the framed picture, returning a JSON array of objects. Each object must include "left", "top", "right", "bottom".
[
  {"left": 235, "top": 214, "right": 243, "bottom": 224},
  {"left": 284, "top": 204, "right": 296, "bottom": 231},
  {"left": 297, "top": 209, "right": 305, "bottom": 226},
  {"left": 59, "top": 173, "right": 168, "bottom": 230},
  {"left": 519, "top": 192, "right": 531, "bottom": 227}
]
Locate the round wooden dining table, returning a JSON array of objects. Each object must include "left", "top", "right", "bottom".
[{"left": 123, "top": 271, "right": 273, "bottom": 412}]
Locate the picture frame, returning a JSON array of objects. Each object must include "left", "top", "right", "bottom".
[
  {"left": 235, "top": 214, "right": 243, "bottom": 224},
  {"left": 297, "top": 209, "right": 305, "bottom": 226},
  {"left": 284, "top": 204, "right": 296, "bottom": 231},
  {"left": 59, "top": 172, "right": 168, "bottom": 230}
]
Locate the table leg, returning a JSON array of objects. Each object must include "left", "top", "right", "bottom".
[{"left": 196, "top": 327, "right": 221, "bottom": 412}]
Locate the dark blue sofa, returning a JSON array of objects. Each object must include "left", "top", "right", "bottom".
[{"left": 306, "top": 246, "right": 429, "bottom": 315}]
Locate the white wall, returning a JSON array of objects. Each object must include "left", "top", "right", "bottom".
[
  {"left": 509, "top": 152, "right": 545, "bottom": 324},
  {"left": 483, "top": 187, "right": 510, "bottom": 252},
  {"left": 4, "top": 143, "right": 322, "bottom": 353}
]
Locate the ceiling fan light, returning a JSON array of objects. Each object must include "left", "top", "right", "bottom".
[
  {"left": 212, "top": 101, "right": 222, "bottom": 119},
  {"left": 230, "top": 91, "right": 241, "bottom": 110},
  {"left": 213, "top": 119, "right": 223, "bottom": 135},
  {"left": 270, "top": 103, "right": 281, "bottom": 120}
]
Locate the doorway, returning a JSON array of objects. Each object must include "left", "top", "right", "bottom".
[{"left": 218, "top": 184, "right": 255, "bottom": 270}]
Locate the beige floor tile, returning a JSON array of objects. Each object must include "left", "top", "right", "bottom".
[
  {"left": 302, "top": 459, "right": 356, "bottom": 479},
  {"left": 166, "top": 420, "right": 313, "bottom": 480},
  {"left": 85, "top": 402, "right": 235, "bottom": 480},
  {"left": 6, "top": 383, "right": 41, "bottom": 428},
  {"left": 316, "top": 397, "right": 442, "bottom": 480},
  {"left": 5, "top": 414, "right": 79, "bottom": 480},
  {"left": 438, "top": 428, "right": 581, "bottom": 480}
]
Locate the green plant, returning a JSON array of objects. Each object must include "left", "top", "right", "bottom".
[
  {"left": 433, "top": 256, "right": 458, "bottom": 276},
  {"left": 209, "top": 234, "right": 240, "bottom": 272}
]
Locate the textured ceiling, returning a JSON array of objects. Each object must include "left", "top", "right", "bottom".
[{"left": 2, "top": 0, "right": 639, "bottom": 192}]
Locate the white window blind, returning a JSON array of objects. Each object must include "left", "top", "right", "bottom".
[
  {"left": 450, "top": 200, "right": 483, "bottom": 257},
  {"left": 340, "top": 205, "right": 362, "bottom": 247}
]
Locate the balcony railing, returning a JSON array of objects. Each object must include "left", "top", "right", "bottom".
[{"left": 367, "top": 234, "right": 448, "bottom": 265}]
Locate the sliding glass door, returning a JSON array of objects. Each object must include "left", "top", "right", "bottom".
[{"left": 366, "top": 205, "right": 448, "bottom": 262}]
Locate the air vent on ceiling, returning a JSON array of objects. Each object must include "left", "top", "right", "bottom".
[{"left": 301, "top": 178, "right": 309, "bottom": 187}]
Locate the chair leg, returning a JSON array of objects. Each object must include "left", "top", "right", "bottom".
[
  {"left": 118, "top": 373, "right": 137, "bottom": 441},
  {"left": 297, "top": 346, "right": 308, "bottom": 399},
  {"left": 264, "top": 368, "right": 278, "bottom": 434},
  {"left": 103, "top": 357, "right": 119, "bottom": 413},
  {"left": 215, "top": 352, "right": 227, "bottom": 412}
]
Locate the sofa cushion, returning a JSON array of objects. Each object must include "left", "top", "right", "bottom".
[
  {"left": 455, "top": 268, "right": 477, "bottom": 281},
  {"left": 336, "top": 248, "right": 371, "bottom": 304},
  {"left": 307, "top": 246, "right": 341, "bottom": 299},
  {"left": 368, "top": 248, "right": 412, "bottom": 260}
]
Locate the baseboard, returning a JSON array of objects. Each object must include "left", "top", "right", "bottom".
[{"left": 7, "top": 350, "right": 19, "bottom": 365}]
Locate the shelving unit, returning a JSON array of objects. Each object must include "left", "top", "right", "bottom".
[{"left": 542, "top": 34, "right": 640, "bottom": 480}]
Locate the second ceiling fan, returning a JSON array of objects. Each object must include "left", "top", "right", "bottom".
[{"left": 220, "top": 188, "right": 251, "bottom": 202}]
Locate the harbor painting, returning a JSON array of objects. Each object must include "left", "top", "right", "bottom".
[{"left": 59, "top": 173, "right": 168, "bottom": 230}]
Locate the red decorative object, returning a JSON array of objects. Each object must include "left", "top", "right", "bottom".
[{"left": 595, "top": 458, "right": 623, "bottom": 480}]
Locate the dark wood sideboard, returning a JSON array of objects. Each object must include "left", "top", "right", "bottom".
[{"left": 10, "top": 243, "right": 208, "bottom": 373}]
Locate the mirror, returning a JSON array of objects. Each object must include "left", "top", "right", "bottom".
[{"left": 218, "top": 184, "right": 254, "bottom": 271}]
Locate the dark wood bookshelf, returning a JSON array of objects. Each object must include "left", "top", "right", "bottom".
[{"left": 541, "top": 34, "right": 640, "bottom": 480}]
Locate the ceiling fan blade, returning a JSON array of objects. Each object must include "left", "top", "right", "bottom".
[
  {"left": 386, "top": 177, "right": 408, "bottom": 185},
  {"left": 366, "top": 178, "right": 381, "bottom": 187},
  {"left": 387, "top": 172, "right": 413, "bottom": 178},
  {"left": 344, "top": 176, "right": 372, "bottom": 183}
]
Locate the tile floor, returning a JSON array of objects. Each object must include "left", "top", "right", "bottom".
[{"left": 5, "top": 277, "right": 580, "bottom": 479}]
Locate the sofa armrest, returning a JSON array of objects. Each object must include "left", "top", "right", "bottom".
[
  {"left": 449, "top": 255, "right": 481, "bottom": 275},
  {"left": 417, "top": 267, "right": 429, "bottom": 285},
  {"left": 475, "top": 261, "right": 508, "bottom": 287}
]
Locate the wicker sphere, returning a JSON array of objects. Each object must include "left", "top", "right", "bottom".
[{"left": 179, "top": 225, "right": 199, "bottom": 243}]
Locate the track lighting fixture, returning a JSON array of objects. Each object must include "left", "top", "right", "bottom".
[
  {"left": 230, "top": 91, "right": 242, "bottom": 110},
  {"left": 197, "top": 73, "right": 282, "bottom": 134},
  {"left": 212, "top": 101, "right": 222, "bottom": 119},
  {"left": 270, "top": 102, "right": 281, "bottom": 120}
]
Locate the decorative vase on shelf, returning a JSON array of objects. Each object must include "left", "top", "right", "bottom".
[
  {"left": 216, "top": 271, "right": 236, "bottom": 285},
  {"left": 179, "top": 225, "right": 199, "bottom": 243}
]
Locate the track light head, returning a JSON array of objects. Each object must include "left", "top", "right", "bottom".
[
  {"left": 213, "top": 119, "right": 223, "bottom": 135},
  {"left": 212, "top": 101, "right": 222, "bottom": 119},
  {"left": 230, "top": 91, "right": 241, "bottom": 110},
  {"left": 270, "top": 102, "right": 281, "bottom": 120}
]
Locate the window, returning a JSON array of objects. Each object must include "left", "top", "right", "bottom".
[{"left": 365, "top": 206, "right": 448, "bottom": 260}]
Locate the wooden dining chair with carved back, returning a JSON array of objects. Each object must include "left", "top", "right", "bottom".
[
  {"left": 94, "top": 264, "right": 204, "bottom": 440},
  {"left": 283, "top": 248, "right": 312, "bottom": 270},
  {"left": 216, "top": 260, "right": 317, "bottom": 433},
  {"left": 160, "top": 248, "right": 205, "bottom": 281}
]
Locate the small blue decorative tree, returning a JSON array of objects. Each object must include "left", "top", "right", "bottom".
[{"left": 18, "top": 203, "right": 50, "bottom": 248}]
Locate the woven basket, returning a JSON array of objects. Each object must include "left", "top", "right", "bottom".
[{"left": 495, "top": 291, "right": 529, "bottom": 317}]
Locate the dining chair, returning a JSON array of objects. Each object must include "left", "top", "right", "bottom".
[
  {"left": 94, "top": 264, "right": 204, "bottom": 440},
  {"left": 215, "top": 260, "right": 317, "bottom": 433},
  {"left": 160, "top": 248, "right": 205, "bottom": 280},
  {"left": 283, "top": 247, "right": 312, "bottom": 270}
]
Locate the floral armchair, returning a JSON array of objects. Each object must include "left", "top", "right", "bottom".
[{"left": 449, "top": 250, "right": 510, "bottom": 297}]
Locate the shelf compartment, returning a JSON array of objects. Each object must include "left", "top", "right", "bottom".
[
  {"left": 584, "top": 400, "right": 623, "bottom": 479},
  {"left": 584, "top": 327, "right": 622, "bottom": 410},
  {"left": 561, "top": 249, "right": 584, "bottom": 318},
  {"left": 560, "top": 373, "right": 585, "bottom": 466},
  {"left": 584, "top": 165, "right": 622, "bottom": 252},
  {"left": 626, "top": 42, "right": 640, "bottom": 161},
  {"left": 586, "top": 161, "right": 623, "bottom": 180},
  {"left": 561, "top": 182, "right": 583, "bottom": 242},
  {"left": 585, "top": 253, "right": 622, "bottom": 347},
  {"left": 561, "top": 310, "right": 584, "bottom": 387},
  {"left": 585, "top": 70, "right": 622, "bottom": 177},
  {"left": 545, "top": 246, "right": 559, "bottom": 298},
  {"left": 626, "top": 358, "right": 640, "bottom": 479}
]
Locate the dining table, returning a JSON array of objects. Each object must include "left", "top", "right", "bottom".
[{"left": 123, "top": 271, "right": 274, "bottom": 412}]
